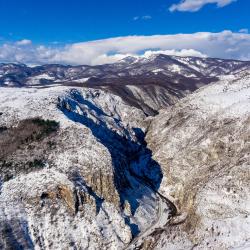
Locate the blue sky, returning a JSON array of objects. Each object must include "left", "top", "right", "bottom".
[
  {"left": 0, "top": 0, "right": 250, "bottom": 64},
  {"left": 0, "top": 0, "right": 249, "bottom": 43}
]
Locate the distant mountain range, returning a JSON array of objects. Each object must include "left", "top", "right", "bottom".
[{"left": 1, "top": 54, "right": 250, "bottom": 115}]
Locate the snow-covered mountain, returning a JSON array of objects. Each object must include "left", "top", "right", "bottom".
[
  {"left": 1, "top": 55, "right": 249, "bottom": 86},
  {"left": 1, "top": 55, "right": 249, "bottom": 115},
  {"left": 0, "top": 56, "right": 249, "bottom": 249}
]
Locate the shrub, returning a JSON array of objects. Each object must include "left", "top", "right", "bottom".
[{"left": 31, "top": 118, "right": 59, "bottom": 138}]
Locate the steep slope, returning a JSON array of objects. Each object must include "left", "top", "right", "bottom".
[{"left": 144, "top": 71, "right": 250, "bottom": 249}]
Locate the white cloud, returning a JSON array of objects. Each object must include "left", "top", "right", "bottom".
[
  {"left": 86, "top": 49, "right": 206, "bottom": 65},
  {"left": 239, "top": 28, "right": 248, "bottom": 34},
  {"left": 142, "top": 15, "right": 152, "bottom": 20},
  {"left": 16, "top": 39, "right": 32, "bottom": 46},
  {"left": 0, "top": 30, "right": 250, "bottom": 65},
  {"left": 133, "top": 15, "right": 152, "bottom": 21},
  {"left": 143, "top": 49, "right": 207, "bottom": 58},
  {"left": 169, "top": 0, "right": 237, "bottom": 12}
]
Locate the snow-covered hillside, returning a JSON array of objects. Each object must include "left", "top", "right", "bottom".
[
  {"left": 1, "top": 55, "right": 249, "bottom": 115},
  {"left": 0, "top": 58, "right": 249, "bottom": 249},
  {"left": 0, "top": 85, "right": 174, "bottom": 249},
  {"left": 145, "top": 71, "right": 250, "bottom": 249}
]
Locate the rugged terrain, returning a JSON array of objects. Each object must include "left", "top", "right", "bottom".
[
  {"left": 0, "top": 55, "right": 249, "bottom": 249},
  {"left": 1, "top": 54, "right": 249, "bottom": 115},
  {"left": 145, "top": 71, "right": 250, "bottom": 249}
]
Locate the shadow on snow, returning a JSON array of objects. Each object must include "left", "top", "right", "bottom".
[{"left": 58, "top": 89, "right": 163, "bottom": 237}]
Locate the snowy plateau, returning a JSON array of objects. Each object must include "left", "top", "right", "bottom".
[{"left": 0, "top": 55, "right": 249, "bottom": 250}]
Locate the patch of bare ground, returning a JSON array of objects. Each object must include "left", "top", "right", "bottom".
[{"left": 0, "top": 118, "right": 59, "bottom": 181}]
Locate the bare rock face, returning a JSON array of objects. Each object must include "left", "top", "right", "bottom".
[{"left": 145, "top": 73, "right": 250, "bottom": 249}]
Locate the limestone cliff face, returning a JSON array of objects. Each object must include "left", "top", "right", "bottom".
[{"left": 72, "top": 171, "right": 121, "bottom": 210}]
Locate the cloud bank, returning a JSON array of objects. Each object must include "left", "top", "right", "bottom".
[
  {"left": 0, "top": 30, "right": 250, "bottom": 65},
  {"left": 169, "top": 0, "right": 237, "bottom": 12}
]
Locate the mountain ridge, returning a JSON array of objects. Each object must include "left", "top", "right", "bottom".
[{"left": 1, "top": 55, "right": 249, "bottom": 116}]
